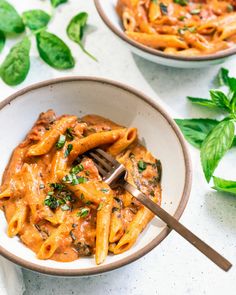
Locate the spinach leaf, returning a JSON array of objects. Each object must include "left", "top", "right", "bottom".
[
  {"left": 0, "top": 37, "right": 31, "bottom": 85},
  {"left": 51, "top": 0, "right": 68, "bottom": 8},
  {"left": 213, "top": 177, "right": 236, "bottom": 195},
  {"left": 175, "top": 118, "right": 219, "bottom": 149},
  {"left": 36, "top": 30, "right": 75, "bottom": 69},
  {"left": 22, "top": 9, "right": 50, "bottom": 31},
  {"left": 187, "top": 96, "right": 217, "bottom": 108},
  {"left": 0, "top": 30, "right": 5, "bottom": 53},
  {"left": 200, "top": 120, "right": 235, "bottom": 182},
  {"left": 209, "top": 90, "right": 230, "bottom": 111},
  {"left": 0, "top": 0, "right": 24, "bottom": 33},
  {"left": 67, "top": 12, "right": 97, "bottom": 61}
]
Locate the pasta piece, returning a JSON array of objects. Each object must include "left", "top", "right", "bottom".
[
  {"left": 122, "top": 8, "right": 136, "bottom": 31},
  {"left": 214, "top": 21, "right": 236, "bottom": 41},
  {"left": 109, "top": 199, "right": 124, "bottom": 243},
  {"left": 37, "top": 224, "right": 70, "bottom": 259},
  {"left": 126, "top": 31, "right": 188, "bottom": 49},
  {"left": 68, "top": 129, "right": 125, "bottom": 162},
  {"left": 148, "top": 0, "right": 161, "bottom": 22},
  {"left": 96, "top": 193, "right": 113, "bottom": 265},
  {"left": 7, "top": 202, "right": 28, "bottom": 238},
  {"left": 107, "top": 128, "right": 137, "bottom": 156},
  {"left": 113, "top": 202, "right": 155, "bottom": 254},
  {"left": 50, "top": 145, "right": 68, "bottom": 182},
  {"left": 27, "top": 116, "right": 77, "bottom": 156}
]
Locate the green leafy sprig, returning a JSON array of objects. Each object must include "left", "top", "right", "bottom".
[{"left": 175, "top": 68, "right": 236, "bottom": 195}]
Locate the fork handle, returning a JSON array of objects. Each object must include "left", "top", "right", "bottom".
[{"left": 123, "top": 181, "right": 232, "bottom": 272}]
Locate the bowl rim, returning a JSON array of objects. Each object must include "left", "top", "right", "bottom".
[
  {"left": 94, "top": 0, "right": 236, "bottom": 62},
  {"left": 0, "top": 77, "right": 192, "bottom": 276}
]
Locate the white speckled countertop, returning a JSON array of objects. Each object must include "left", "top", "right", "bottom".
[{"left": 1, "top": 1, "right": 236, "bottom": 294}]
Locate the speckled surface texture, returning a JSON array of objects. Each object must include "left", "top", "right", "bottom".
[{"left": 1, "top": 1, "right": 236, "bottom": 295}]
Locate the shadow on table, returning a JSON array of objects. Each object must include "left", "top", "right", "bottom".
[{"left": 22, "top": 262, "right": 137, "bottom": 295}]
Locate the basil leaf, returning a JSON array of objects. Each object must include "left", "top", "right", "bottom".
[
  {"left": 217, "top": 68, "right": 236, "bottom": 92},
  {"left": 173, "top": 0, "right": 188, "bottom": 6},
  {"left": 218, "top": 68, "right": 229, "bottom": 86},
  {"left": 67, "top": 12, "right": 97, "bottom": 61},
  {"left": 77, "top": 207, "right": 90, "bottom": 218},
  {"left": 0, "top": 37, "right": 31, "bottom": 85},
  {"left": 187, "top": 96, "right": 217, "bottom": 108},
  {"left": 213, "top": 177, "right": 236, "bottom": 195},
  {"left": 22, "top": 9, "right": 50, "bottom": 31},
  {"left": 64, "top": 143, "right": 73, "bottom": 157},
  {"left": 36, "top": 30, "right": 75, "bottom": 69},
  {"left": 0, "top": 0, "right": 24, "bottom": 33},
  {"left": 51, "top": 0, "right": 68, "bottom": 8},
  {"left": 175, "top": 118, "right": 219, "bottom": 149},
  {"left": 56, "top": 134, "right": 66, "bottom": 149},
  {"left": 138, "top": 160, "right": 147, "bottom": 172},
  {"left": 209, "top": 90, "right": 230, "bottom": 111},
  {"left": 200, "top": 120, "right": 235, "bottom": 182},
  {"left": 0, "top": 30, "right": 5, "bottom": 53}
]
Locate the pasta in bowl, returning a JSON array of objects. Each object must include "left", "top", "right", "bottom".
[
  {"left": 0, "top": 77, "right": 191, "bottom": 275},
  {"left": 94, "top": 0, "right": 236, "bottom": 67},
  {"left": 0, "top": 111, "right": 161, "bottom": 265}
]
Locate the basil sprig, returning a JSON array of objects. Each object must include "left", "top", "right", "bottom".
[
  {"left": 0, "top": 0, "right": 24, "bottom": 33},
  {"left": 51, "top": 0, "right": 68, "bottom": 8},
  {"left": 67, "top": 12, "right": 97, "bottom": 61},
  {"left": 0, "top": 37, "right": 31, "bottom": 85},
  {"left": 176, "top": 67, "right": 236, "bottom": 194}
]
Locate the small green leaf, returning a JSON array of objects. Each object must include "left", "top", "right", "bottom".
[
  {"left": 138, "top": 160, "right": 147, "bottom": 172},
  {"left": 61, "top": 204, "right": 71, "bottom": 211},
  {"left": 56, "top": 134, "right": 66, "bottom": 149},
  {"left": 159, "top": 3, "right": 168, "bottom": 14},
  {"left": 67, "top": 12, "right": 97, "bottom": 61},
  {"left": 173, "top": 0, "right": 188, "bottom": 6},
  {"left": 0, "top": 30, "right": 5, "bottom": 53},
  {"left": 209, "top": 90, "right": 230, "bottom": 111},
  {"left": 51, "top": 0, "right": 68, "bottom": 8},
  {"left": 36, "top": 30, "right": 75, "bottom": 69},
  {"left": 187, "top": 96, "right": 218, "bottom": 108},
  {"left": 77, "top": 207, "right": 90, "bottom": 217},
  {"left": 201, "top": 120, "right": 235, "bottom": 182},
  {"left": 213, "top": 177, "right": 236, "bottom": 195},
  {"left": 175, "top": 118, "right": 219, "bottom": 149},
  {"left": 0, "top": 0, "right": 24, "bottom": 33},
  {"left": 64, "top": 143, "right": 73, "bottom": 157},
  {"left": 0, "top": 37, "right": 31, "bottom": 85},
  {"left": 22, "top": 10, "right": 50, "bottom": 31}
]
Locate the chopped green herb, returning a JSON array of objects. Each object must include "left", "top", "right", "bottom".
[
  {"left": 64, "top": 144, "right": 73, "bottom": 157},
  {"left": 49, "top": 183, "right": 64, "bottom": 190},
  {"left": 77, "top": 207, "right": 90, "bottom": 217},
  {"left": 56, "top": 135, "right": 66, "bottom": 149},
  {"left": 63, "top": 173, "right": 87, "bottom": 185},
  {"left": 39, "top": 184, "right": 45, "bottom": 189},
  {"left": 80, "top": 193, "right": 84, "bottom": 200},
  {"left": 174, "top": 0, "right": 188, "bottom": 6},
  {"left": 160, "top": 3, "right": 168, "bottom": 15},
  {"left": 100, "top": 188, "right": 109, "bottom": 193},
  {"left": 227, "top": 4, "right": 234, "bottom": 12},
  {"left": 47, "top": 191, "right": 54, "bottom": 196},
  {"left": 190, "top": 9, "right": 201, "bottom": 15},
  {"left": 61, "top": 204, "right": 71, "bottom": 211},
  {"left": 178, "top": 15, "right": 186, "bottom": 21},
  {"left": 151, "top": 0, "right": 158, "bottom": 3},
  {"left": 138, "top": 160, "right": 147, "bottom": 172},
  {"left": 85, "top": 200, "right": 91, "bottom": 205},
  {"left": 44, "top": 195, "right": 58, "bottom": 209},
  {"left": 85, "top": 170, "right": 90, "bottom": 176},
  {"left": 66, "top": 128, "right": 74, "bottom": 140},
  {"left": 70, "top": 164, "right": 84, "bottom": 174},
  {"left": 150, "top": 190, "right": 155, "bottom": 196}
]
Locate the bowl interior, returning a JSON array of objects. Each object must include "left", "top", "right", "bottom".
[{"left": 0, "top": 79, "right": 191, "bottom": 274}]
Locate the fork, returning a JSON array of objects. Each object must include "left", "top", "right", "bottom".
[{"left": 88, "top": 148, "right": 232, "bottom": 272}]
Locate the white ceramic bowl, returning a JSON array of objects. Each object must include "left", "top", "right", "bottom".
[
  {"left": 0, "top": 78, "right": 192, "bottom": 276},
  {"left": 94, "top": 0, "right": 236, "bottom": 68}
]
